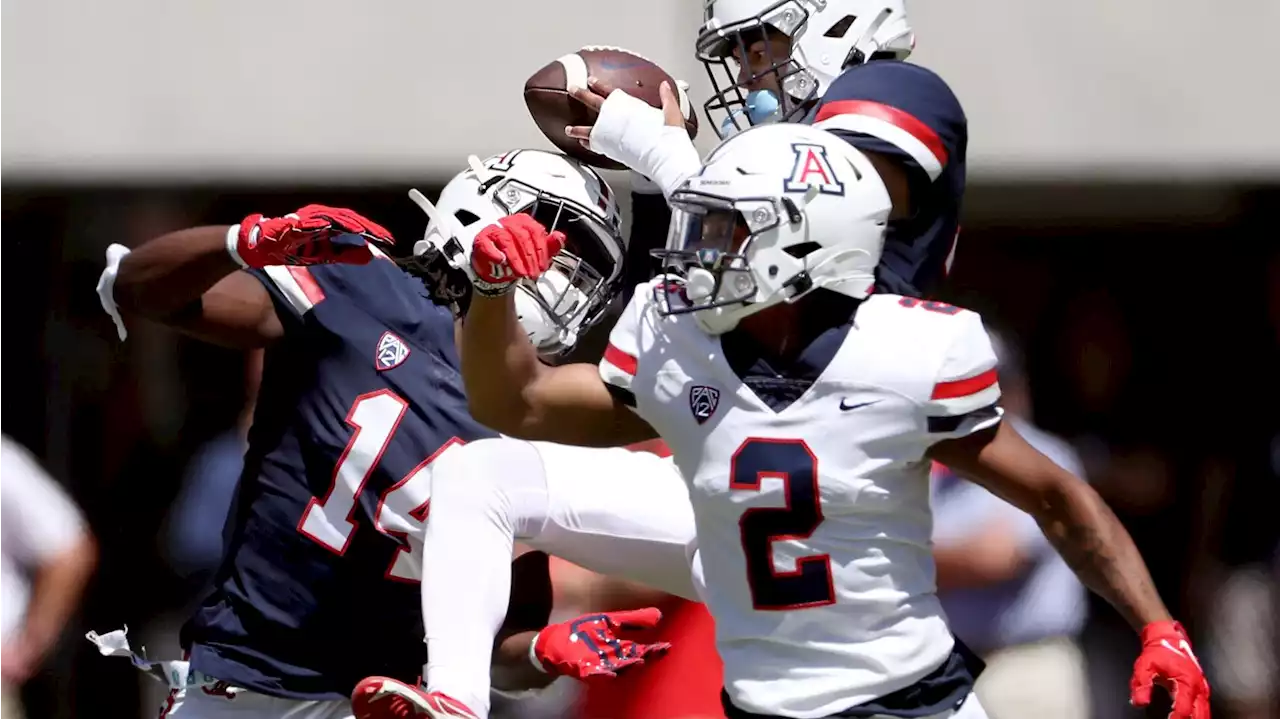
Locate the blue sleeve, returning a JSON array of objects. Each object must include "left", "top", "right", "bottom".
[{"left": 812, "top": 61, "right": 966, "bottom": 182}]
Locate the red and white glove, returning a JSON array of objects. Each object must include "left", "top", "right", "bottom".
[
  {"left": 469, "top": 213, "right": 565, "bottom": 297},
  {"left": 1130, "top": 620, "right": 1211, "bottom": 719},
  {"left": 531, "top": 608, "right": 670, "bottom": 680},
  {"left": 228, "top": 204, "right": 394, "bottom": 269}
]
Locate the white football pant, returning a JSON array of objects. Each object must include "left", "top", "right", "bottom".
[{"left": 421, "top": 439, "right": 700, "bottom": 717}]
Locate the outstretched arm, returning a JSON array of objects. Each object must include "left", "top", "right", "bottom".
[
  {"left": 919, "top": 307, "right": 1207, "bottom": 717},
  {"left": 930, "top": 421, "right": 1211, "bottom": 718},
  {"left": 929, "top": 421, "right": 1168, "bottom": 629},
  {"left": 112, "top": 225, "right": 283, "bottom": 349},
  {"left": 107, "top": 206, "right": 392, "bottom": 349},
  {"left": 460, "top": 290, "right": 655, "bottom": 447}
]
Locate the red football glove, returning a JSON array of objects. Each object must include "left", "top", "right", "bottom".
[
  {"left": 470, "top": 213, "right": 565, "bottom": 297},
  {"left": 532, "top": 608, "right": 670, "bottom": 680},
  {"left": 230, "top": 204, "right": 394, "bottom": 269},
  {"left": 1130, "top": 620, "right": 1211, "bottom": 719}
]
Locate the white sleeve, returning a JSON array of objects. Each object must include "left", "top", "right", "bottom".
[
  {"left": 0, "top": 437, "right": 87, "bottom": 566},
  {"left": 598, "top": 283, "right": 649, "bottom": 407},
  {"left": 921, "top": 311, "right": 1003, "bottom": 441}
]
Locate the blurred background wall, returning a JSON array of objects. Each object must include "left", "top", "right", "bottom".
[
  {"left": 3, "top": 1, "right": 1278, "bottom": 718},
  {"left": 6, "top": 0, "right": 1280, "bottom": 179}
]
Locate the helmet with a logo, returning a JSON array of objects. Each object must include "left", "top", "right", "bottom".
[
  {"left": 654, "top": 122, "right": 891, "bottom": 335},
  {"left": 407, "top": 150, "right": 625, "bottom": 357},
  {"left": 697, "top": 0, "right": 914, "bottom": 137}
]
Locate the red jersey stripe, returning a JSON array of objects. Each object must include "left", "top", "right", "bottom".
[
  {"left": 931, "top": 368, "right": 998, "bottom": 400},
  {"left": 603, "top": 343, "right": 638, "bottom": 376},
  {"left": 286, "top": 266, "right": 326, "bottom": 305},
  {"left": 814, "top": 99, "right": 949, "bottom": 166},
  {"left": 626, "top": 439, "right": 672, "bottom": 457}
]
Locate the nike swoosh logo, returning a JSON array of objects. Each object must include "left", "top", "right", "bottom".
[
  {"left": 839, "top": 399, "right": 881, "bottom": 411},
  {"left": 1160, "top": 638, "right": 1204, "bottom": 669}
]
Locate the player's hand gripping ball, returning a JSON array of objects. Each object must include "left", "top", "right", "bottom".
[
  {"left": 231, "top": 205, "right": 394, "bottom": 269},
  {"left": 468, "top": 214, "right": 565, "bottom": 297},
  {"left": 524, "top": 46, "right": 697, "bottom": 169}
]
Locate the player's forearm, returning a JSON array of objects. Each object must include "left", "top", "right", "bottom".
[
  {"left": 114, "top": 225, "right": 240, "bottom": 319},
  {"left": 491, "top": 630, "right": 555, "bottom": 692},
  {"left": 19, "top": 534, "right": 98, "bottom": 665},
  {"left": 1035, "top": 477, "right": 1171, "bottom": 630},
  {"left": 460, "top": 293, "right": 546, "bottom": 432}
]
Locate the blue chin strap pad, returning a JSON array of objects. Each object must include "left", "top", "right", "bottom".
[{"left": 719, "top": 90, "right": 783, "bottom": 137}]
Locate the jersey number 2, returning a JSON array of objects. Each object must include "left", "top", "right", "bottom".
[
  {"left": 730, "top": 438, "right": 835, "bottom": 610},
  {"left": 297, "top": 389, "right": 462, "bottom": 583}
]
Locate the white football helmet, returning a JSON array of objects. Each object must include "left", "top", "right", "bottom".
[
  {"left": 408, "top": 150, "right": 625, "bottom": 357},
  {"left": 697, "top": 0, "right": 915, "bottom": 137},
  {"left": 655, "top": 122, "right": 891, "bottom": 335}
]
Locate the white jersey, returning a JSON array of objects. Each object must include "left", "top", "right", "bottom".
[{"left": 599, "top": 281, "right": 1003, "bottom": 719}]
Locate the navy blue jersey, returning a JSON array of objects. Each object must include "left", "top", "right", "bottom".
[
  {"left": 811, "top": 60, "right": 967, "bottom": 298},
  {"left": 182, "top": 246, "right": 496, "bottom": 699}
]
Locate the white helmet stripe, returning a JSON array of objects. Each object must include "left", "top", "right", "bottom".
[{"left": 814, "top": 100, "right": 946, "bottom": 181}]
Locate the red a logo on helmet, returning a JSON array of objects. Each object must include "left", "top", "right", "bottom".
[{"left": 784, "top": 143, "right": 845, "bottom": 196}]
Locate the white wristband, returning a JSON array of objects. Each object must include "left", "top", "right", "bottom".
[
  {"left": 225, "top": 224, "right": 250, "bottom": 269},
  {"left": 590, "top": 90, "right": 702, "bottom": 199},
  {"left": 96, "top": 243, "right": 132, "bottom": 341},
  {"left": 528, "top": 632, "right": 547, "bottom": 674}
]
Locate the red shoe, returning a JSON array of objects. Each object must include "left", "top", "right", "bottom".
[{"left": 351, "top": 677, "right": 480, "bottom": 719}]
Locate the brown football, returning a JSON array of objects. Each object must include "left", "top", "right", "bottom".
[{"left": 524, "top": 46, "right": 699, "bottom": 171}]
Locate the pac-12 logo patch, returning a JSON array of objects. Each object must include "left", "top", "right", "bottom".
[
  {"left": 689, "top": 385, "right": 721, "bottom": 425},
  {"left": 375, "top": 331, "right": 411, "bottom": 371}
]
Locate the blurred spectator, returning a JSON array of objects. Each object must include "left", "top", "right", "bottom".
[
  {"left": 1, "top": 435, "right": 98, "bottom": 719},
  {"left": 1204, "top": 552, "right": 1279, "bottom": 719},
  {"left": 1200, "top": 252, "right": 1280, "bottom": 718},
  {"left": 1199, "top": 431, "right": 1280, "bottom": 719},
  {"left": 133, "top": 349, "right": 262, "bottom": 716},
  {"left": 930, "top": 333, "right": 1089, "bottom": 719},
  {"left": 160, "top": 349, "right": 262, "bottom": 588}
]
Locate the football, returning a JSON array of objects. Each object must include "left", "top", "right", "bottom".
[{"left": 524, "top": 46, "right": 699, "bottom": 170}]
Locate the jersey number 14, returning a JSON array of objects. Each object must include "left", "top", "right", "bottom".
[{"left": 298, "top": 389, "right": 462, "bottom": 583}]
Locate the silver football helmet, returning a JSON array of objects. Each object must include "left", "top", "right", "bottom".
[
  {"left": 655, "top": 123, "right": 892, "bottom": 335},
  {"left": 408, "top": 150, "right": 625, "bottom": 357},
  {"left": 698, "top": 0, "right": 915, "bottom": 137}
]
